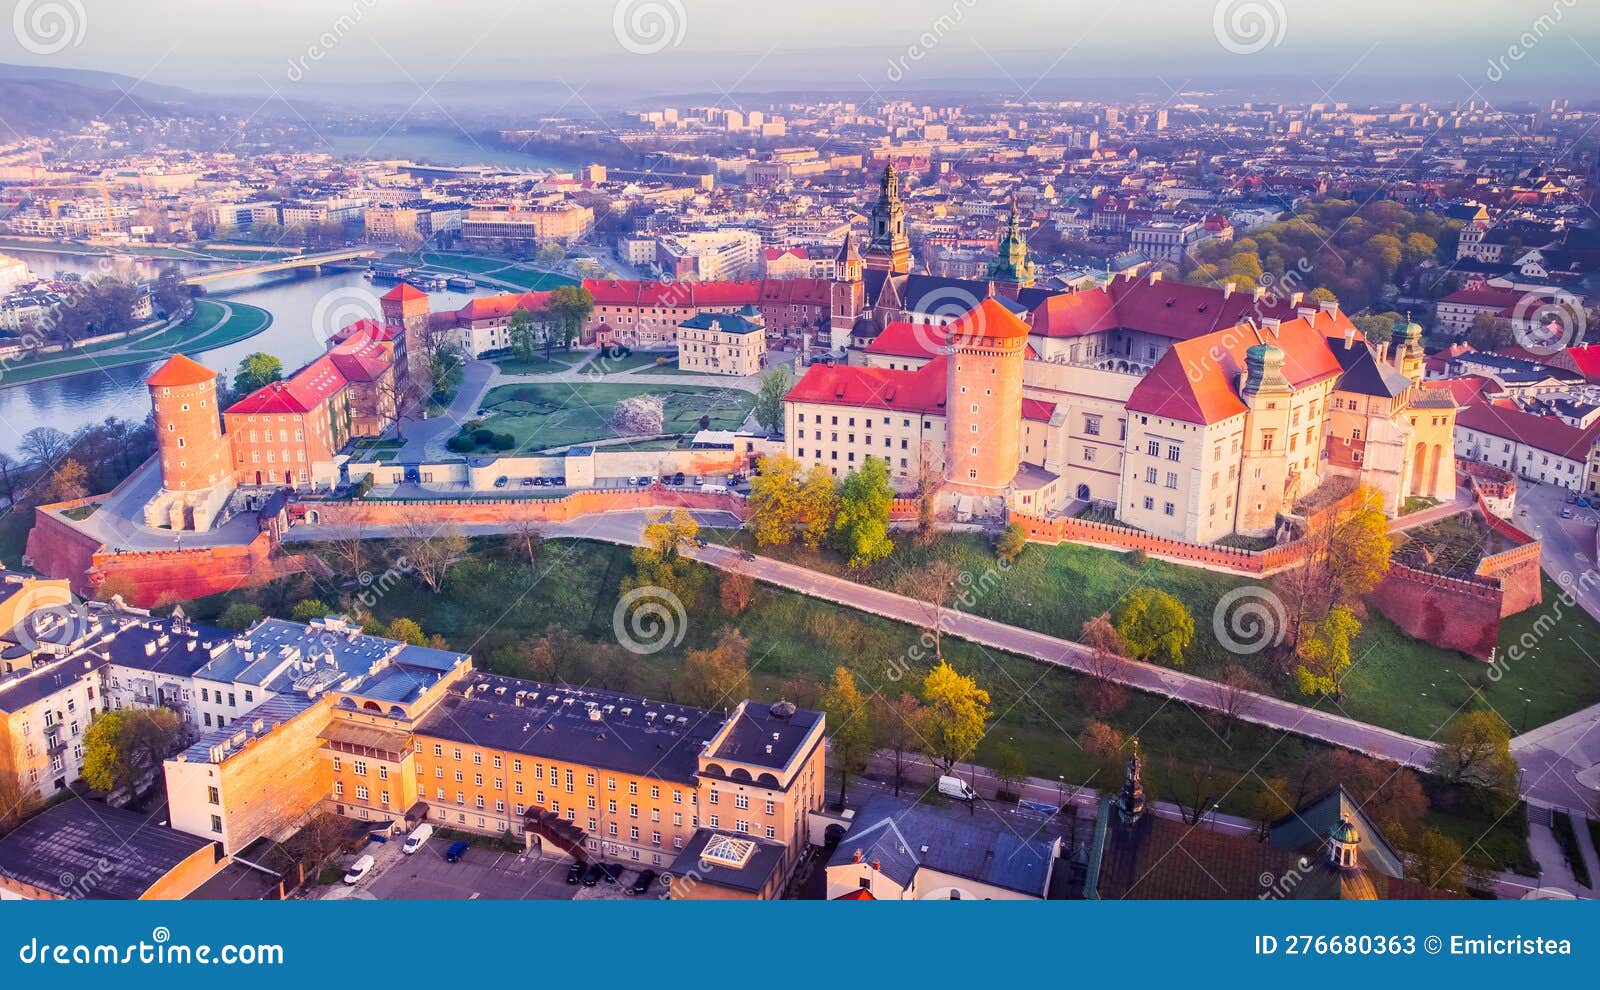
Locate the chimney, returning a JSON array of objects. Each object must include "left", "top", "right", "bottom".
[
  {"left": 852, "top": 848, "right": 863, "bottom": 864},
  {"left": 1223, "top": 282, "right": 1236, "bottom": 299},
  {"left": 1319, "top": 299, "right": 1340, "bottom": 317},
  {"left": 1252, "top": 286, "right": 1267, "bottom": 303},
  {"left": 872, "top": 859, "right": 881, "bottom": 871},
  {"left": 1261, "top": 317, "right": 1281, "bottom": 332},
  {"left": 1289, "top": 291, "right": 1304, "bottom": 308},
  {"left": 1344, "top": 327, "right": 1356, "bottom": 349},
  {"left": 1147, "top": 270, "right": 1163, "bottom": 285},
  {"left": 1297, "top": 307, "right": 1317, "bottom": 322}
]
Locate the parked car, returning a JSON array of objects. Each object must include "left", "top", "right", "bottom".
[
  {"left": 566, "top": 860, "right": 588, "bottom": 884},
  {"left": 634, "top": 477, "right": 650, "bottom": 487},
  {"left": 445, "top": 840, "right": 471, "bottom": 863},
  {"left": 401, "top": 823, "right": 433, "bottom": 855},
  {"left": 343, "top": 854, "right": 375, "bottom": 884},
  {"left": 672, "top": 472, "right": 685, "bottom": 485},
  {"left": 553, "top": 476, "right": 566, "bottom": 486},
  {"left": 601, "top": 863, "right": 625, "bottom": 884},
  {"left": 937, "top": 774, "right": 977, "bottom": 801},
  {"left": 493, "top": 476, "right": 508, "bottom": 488},
  {"left": 521, "top": 477, "right": 534, "bottom": 487},
  {"left": 1562, "top": 507, "right": 1575, "bottom": 519},
  {"left": 533, "top": 477, "right": 545, "bottom": 487},
  {"left": 583, "top": 863, "right": 606, "bottom": 886},
  {"left": 739, "top": 550, "right": 756, "bottom": 562},
  {"left": 628, "top": 869, "right": 659, "bottom": 895},
  {"left": 692, "top": 537, "right": 708, "bottom": 548}
]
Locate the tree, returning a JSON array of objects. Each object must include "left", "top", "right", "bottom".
[
  {"left": 752, "top": 366, "right": 793, "bottom": 434},
  {"left": 916, "top": 659, "right": 991, "bottom": 775},
  {"left": 46, "top": 459, "right": 89, "bottom": 502},
  {"left": 623, "top": 508, "right": 702, "bottom": 610},
  {"left": 797, "top": 464, "right": 839, "bottom": 551},
  {"left": 1430, "top": 710, "right": 1519, "bottom": 797},
  {"left": 1077, "top": 718, "right": 1126, "bottom": 790},
  {"left": 907, "top": 557, "right": 965, "bottom": 661},
  {"left": 610, "top": 393, "right": 666, "bottom": 436},
  {"left": 395, "top": 520, "right": 467, "bottom": 595},
  {"left": 291, "top": 599, "right": 331, "bottom": 622},
  {"left": 822, "top": 667, "right": 874, "bottom": 807},
  {"left": 875, "top": 692, "right": 924, "bottom": 797},
  {"left": 1275, "top": 485, "right": 1392, "bottom": 655},
  {"left": 1161, "top": 754, "right": 1223, "bottom": 826},
  {"left": 1249, "top": 777, "right": 1293, "bottom": 840},
  {"left": 1078, "top": 613, "right": 1129, "bottom": 716},
  {"left": 719, "top": 570, "right": 755, "bottom": 615},
  {"left": 1353, "top": 311, "right": 1404, "bottom": 347},
  {"left": 507, "top": 307, "right": 540, "bottom": 361},
  {"left": 1293, "top": 605, "right": 1361, "bottom": 698},
  {"left": 995, "top": 522, "right": 1027, "bottom": 564},
  {"left": 232, "top": 352, "right": 283, "bottom": 396},
  {"left": 81, "top": 708, "right": 182, "bottom": 794},
  {"left": 326, "top": 513, "right": 369, "bottom": 584},
  {"left": 543, "top": 284, "right": 594, "bottom": 349},
  {"left": 508, "top": 518, "right": 543, "bottom": 566},
  {"left": 746, "top": 453, "right": 804, "bottom": 547},
  {"left": 0, "top": 729, "right": 40, "bottom": 829},
  {"left": 19, "top": 426, "right": 71, "bottom": 467},
  {"left": 219, "top": 602, "right": 262, "bottom": 630},
  {"left": 992, "top": 741, "right": 1028, "bottom": 800},
  {"left": 1408, "top": 827, "right": 1467, "bottom": 894},
  {"left": 1112, "top": 588, "right": 1194, "bottom": 666},
  {"left": 383, "top": 617, "right": 427, "bottom": 646},
  {"left": 834, "top": 456, "right": 895, "bottom": 569},
  {"left": 537, "top": 241, "right": 567, "bottom": 267},
  {"left": 1212, "top": 662, "right": 1264, "bottom": 737},
  {"left": 677, "top": 626, "right": 751, "bottom": 709},
  {"left": 0, "top": 452, "right": 15, "bottom": 506}
]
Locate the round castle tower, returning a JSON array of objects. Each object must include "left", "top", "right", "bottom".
[
  {"left": 143, "top": 354, "right": 236, "bottom": 531},
  {"left": 944, "top": 297, "right": 1029, "bottom": 500}
]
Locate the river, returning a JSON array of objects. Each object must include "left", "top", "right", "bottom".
[{"left": 0, "top": 250, "right": 496, "bottom": 457}]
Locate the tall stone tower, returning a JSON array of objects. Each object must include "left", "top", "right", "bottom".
[
  {"left": 1234, "top": 343, "right": 1294, "bottom": 537},
  {"left": 988, "top": 196, "right": 1035, "bottom": 298},
  {"left": 381, "top": 283, "right": 432, "bottom": 406},
  {"left": 829, "top": 231, "right": 865, "bottom": 352},
  {"left": 864, "top": 162, "right": 911, "bottom": 274},
  {"left": 143, "top": 354, "right": 236, "bottom": 531},
  {"left": 944, "top": 298, "right": 1028, "bottom": 503}
]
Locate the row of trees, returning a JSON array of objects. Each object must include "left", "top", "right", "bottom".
[
  {"left": 747, "top": 453, "right": 896, "bottom": 569},
  {"left": 503, "top": 285, "right": 595, "bottom": 355}
]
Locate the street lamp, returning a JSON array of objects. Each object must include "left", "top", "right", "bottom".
[{"left": 1057, "top": 774, "right": 1064, "bottom": 813}]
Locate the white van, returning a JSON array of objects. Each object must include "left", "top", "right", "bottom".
[
  {"left": 402, "top": 823, "right": 433, "bottom": 855},
  {"left": 938, "top": 775, "right": 977, "bottom": 801},
  {"left": 343, "top": 854, "right": 376, "bottom": 884}
]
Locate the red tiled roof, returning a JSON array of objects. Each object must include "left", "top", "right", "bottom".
[
  {"left": 1439, "top": 284, "right": 1524, "bottom": 310},
  {"left": 1021, "top": 398, "right": 1056, "bottom": 423},
  {"left": 326, "top": 323, "right": 393, "bottom": 383},
  {"left": 1564, "top": 343, "right": 1600, "bottom": 380},
  {"left": 950, "top": 297, "right": 1031, "bottom": 343},
  {"left": 1456, "top": 402, "right": 1600, "bottom": 460},
  {"left": 1431, "top": 375, "right": 1502, "bottom": 405},
  {"left": 1027, "top": 276, "right": 1332, "bottom": 343},
  {"left": 226, "top": 355, "right": 347, "bottom": 415},
  {"left": 1125, "top": 314, "right": 1347, "bottom": 425},
  {"left": 864, "top": 321, "right": 949, "bottom": 360},
  {"left": 454, "top": 291, "right": 553, "bottom": 322},
  {"left": 381, "top": 283, "right": 427, "bottom": 302},
  {"left": 785, "top": 356, "right": 949, "bottom": 415},
  {"left": 146, "top": 353, "right": 216, "bottom": 387}
]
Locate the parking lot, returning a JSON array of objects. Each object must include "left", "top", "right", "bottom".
[{"left": 358, "top": 838, "right": 580, "bottom": 900}]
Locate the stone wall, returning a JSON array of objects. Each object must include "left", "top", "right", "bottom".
[
  {"left": 1370, "top": 564, "right": 1503, "bottom": 660},
  {"left": 87, "top": 534, "right": 320, "bottom": 608}
]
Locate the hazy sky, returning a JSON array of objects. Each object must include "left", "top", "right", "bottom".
[{"left": 2, "top": 0, "right": 1597, "bottom": 103}]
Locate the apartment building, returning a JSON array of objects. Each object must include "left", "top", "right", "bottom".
[
  {"left": 0, "top": 655, "right": 106, "bottom": 805},
  {"left": 676, "top": 309, "right": 767, "bottom": 376},
  {"left": 461, "top": 202, "right": 594, "bottom": 250}
]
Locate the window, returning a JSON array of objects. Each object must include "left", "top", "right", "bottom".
[
  {"left": 208, "top": 786, "right": 220, "bottom": 805},
  {"left": 210, "top": 815, "right": 223, "bottom": 834}
]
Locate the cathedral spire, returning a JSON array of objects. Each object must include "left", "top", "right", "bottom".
[
  {"left": 1117, "top": 738, "right": 1146, "bottom": 825},
  {"left": 864, "top": 161, "right": 911, "bottom": 274},
  {"left": 988, "top": 194, "right": 1035, "bottom": 293}
]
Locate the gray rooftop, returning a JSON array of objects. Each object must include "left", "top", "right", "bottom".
[{"left": 0, "top": 801, "right": 217, "bottom": 899}]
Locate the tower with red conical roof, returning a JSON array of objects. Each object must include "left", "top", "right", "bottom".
[
  {"left": 142, "top": 354, "right": 237, "bottom": 530},
  {"left": 381, "top": 282, "right": 432, "bottom": 407},
  {"left": 944, "top": 298, "right": 1028, "bottom": 505}
]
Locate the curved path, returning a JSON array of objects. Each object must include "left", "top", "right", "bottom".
[{"left": 280, "top": 507, "right": 1599, "bottom": 816}]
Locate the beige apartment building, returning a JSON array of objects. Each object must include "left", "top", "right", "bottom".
[{"left": 676, "top": 309, "right": 768, "bottom": 376}]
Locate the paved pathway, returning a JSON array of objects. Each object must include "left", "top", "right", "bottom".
[
  {"left": 395, "top": 359, "right": 496, "bottom": 462},
  {"left": 288, "top": 509, "right": 1594, "bottom": 805}
]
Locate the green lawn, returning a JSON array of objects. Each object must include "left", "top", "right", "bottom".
[
  {"left": 177, "top": 537, "right": 1530, "bottom": 872},
  {"left": 708, "top": 531, "right": 1600, "bottom": 740},
  {"left": 491, "top": 353, "right": 583, "bottom": 375},
  {"left": 586, "top": 350, "right": 673, "bottom": 375},
  {"left": 0, "top": 299, "right": 272, "bottom": 387},
  {"left": 477, "top": 382, "right": 754, "bottom": 452}
]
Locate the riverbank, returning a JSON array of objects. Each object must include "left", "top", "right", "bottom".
[
  {"left": 0, "top": 299, "right": 273, "bottom": 388},
  {"left": 382, "top": 249, "right": 580, "bottom": 292}
]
